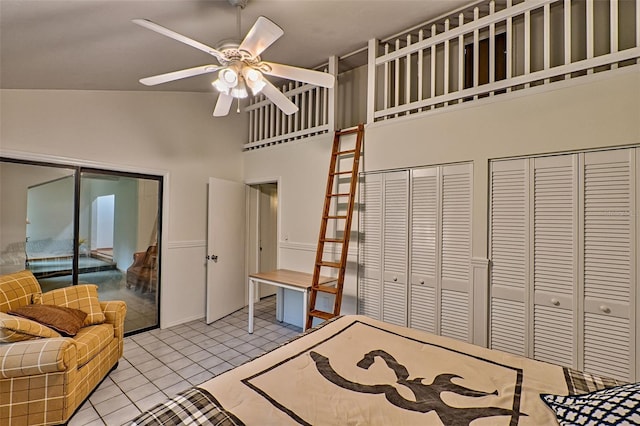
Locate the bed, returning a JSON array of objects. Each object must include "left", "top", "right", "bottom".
[{"left": 129, "top": 315, "right": 633, "bottom": 425}]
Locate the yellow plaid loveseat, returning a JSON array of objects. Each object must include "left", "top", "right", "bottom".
[{"left": 0, "top": 270, "right": 126, "bottom": 425}]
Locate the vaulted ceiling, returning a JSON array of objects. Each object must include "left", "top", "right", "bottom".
[{"left": 0, "top": 0, "right": 470, "bottom": 92}]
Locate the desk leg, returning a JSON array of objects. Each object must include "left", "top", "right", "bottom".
[
  {"left": 248, "top": 278, "right": 255, "bottom": 334},
  {"left": 276, "top": 287, "right": 284, "bottom": 322},
  {"left": 302, "top": 289, "right": 308, "bottom": 332}
]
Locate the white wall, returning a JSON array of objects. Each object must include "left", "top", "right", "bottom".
[
  {"left": 1, "top": 89, "right": 248, "bottom": 328},
  {"left": 243, "top": 66, "right": 640, "bottom": 333}
]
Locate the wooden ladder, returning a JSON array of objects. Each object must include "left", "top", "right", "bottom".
[{"left": 306, "top": 124, "right": 364, "bottom": 329}]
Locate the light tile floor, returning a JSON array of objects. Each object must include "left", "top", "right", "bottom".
[{"left": 69, "top": 295, "right": 300, "bottom": 425}]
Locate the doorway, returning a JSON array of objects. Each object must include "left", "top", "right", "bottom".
[{"left": 248, "top": 182, "right": 279, "bottom": 299}]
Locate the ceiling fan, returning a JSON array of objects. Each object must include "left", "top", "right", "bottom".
[{"left": 133, "top": 1, "right": 335, "bottom": 117}]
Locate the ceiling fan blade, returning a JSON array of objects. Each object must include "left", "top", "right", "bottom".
[
  {"left": 261, "top": 62, "right": 335, "bottom": 88},
  {"left": 133, "top": 19, "right": 223, "bottom": 62},
  {"left": 238, "top": 16, "right": 284, "bottom": 57},
  {"left": 213, "top": 93, "right": 234, "bottom": 117},
  {"left": 140, "top": 65, "right": 222, "bottom": 86},
  {"left": 261, "top": 79, "right": 298, "bottom": 116}
]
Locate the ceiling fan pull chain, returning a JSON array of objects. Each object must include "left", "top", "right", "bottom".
[{"left": 237, "top": 97, "right": 241, "bottom": 113}]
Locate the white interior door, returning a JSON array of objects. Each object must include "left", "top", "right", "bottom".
[{"left": 206, "top": 177, "right": 246, "bottom": 324}]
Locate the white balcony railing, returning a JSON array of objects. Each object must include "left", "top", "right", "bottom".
[
  {"left": 368, "top": 0, "right": 640, "bottom": 122},
  {"left": 243, "top": 58, "right": 337, "bottom": 151},
  {"left": 245, "top": 0, "right": 639, "bottom": 149}
]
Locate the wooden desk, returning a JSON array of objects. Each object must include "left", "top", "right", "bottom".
[{"left": 248, "top": 269, "right": 336, "bottom": 333}]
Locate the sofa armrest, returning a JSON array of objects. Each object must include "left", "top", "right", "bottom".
[
  {"left": 0, "top": 338, "right": 76, "bottom": 379},
  {"left": 100, "top": 300, "right": 126, "bottom": 341}
]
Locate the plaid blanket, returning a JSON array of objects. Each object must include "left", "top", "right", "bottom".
[{"left": 128, "top": 387, "right": 244, "bottom": 426}]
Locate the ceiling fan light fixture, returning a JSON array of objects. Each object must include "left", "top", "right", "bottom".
[
  {"left": 231, "top": 79, "right": 249, "bottom": 99},
  {"left": 219, "top": 68, "right": 239, "bottom": 88},
  {"left": 212, "top": 79, "right": 230, "bottom": 95},
  {"left": 243, "top": 67, "right": 266, "bottom": 95}
]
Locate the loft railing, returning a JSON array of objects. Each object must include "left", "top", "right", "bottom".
[
  {"left": 244, "top": 0, "right": 639, "bottom": 149},
  {"left": 243, "top": 58, "right": 337, "bottom": 151},
  {"left": 367, "top": 0, "right": 640, "bottom": 122}
]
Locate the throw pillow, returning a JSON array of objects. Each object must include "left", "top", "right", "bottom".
[
  {"left": 9, "top": 304, "right": 87, "bottom": 337},
  {"left": 541, "top": 382, "right": 640, "bottom": 425},
  {"left": 40, "top": 284, "right": 105, "bottom": 326},
  {"left": 0, "top": 311, "right": 61, "bottom": 342}
]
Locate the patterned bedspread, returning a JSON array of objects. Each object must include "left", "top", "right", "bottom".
[{"left": 128, "top": 315, "right": 623, "bottom": 426}]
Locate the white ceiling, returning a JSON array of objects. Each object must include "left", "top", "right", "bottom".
[{"left": 0, "top": 0, "right": 471, "bottom": 93}]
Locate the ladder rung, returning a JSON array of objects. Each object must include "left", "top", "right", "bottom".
[
  {"left": 309, "top": 310, "right": 336, "bottom": 320},
  {"left": 324, "top": 215, "right": 347, "bottom": 219},
  {"left": 321, "top": 238, "right": 344, "bottom": 243},
  {"left": 330, "top": 171, "right": 353, "bottom": 176},
  {"left": 318, "top": 261, "right": 341, "bottom": 268},
  {"left": 335, "top": 149, "right": 357, "bottom": 156},
  {"left": 327, "top": 193, "right": 351, "bottom": 197},
  {"left": 336, "top": 127, "right": 361, "bottom": 136},
  {"left": 313, "top": 285, "right": 338, "bottom": 294}
]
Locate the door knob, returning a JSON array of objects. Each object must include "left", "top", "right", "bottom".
[{"left": 207, "top": 254, "right": 218, "bottom": 262}]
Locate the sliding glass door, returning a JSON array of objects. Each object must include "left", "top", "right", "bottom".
[{"left": 0, "top": 159, "right": 162, "bottom": 334}]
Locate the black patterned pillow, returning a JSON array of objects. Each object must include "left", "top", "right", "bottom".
[{"left": 541, "top": 382, "right": 640, "bottom": 425}]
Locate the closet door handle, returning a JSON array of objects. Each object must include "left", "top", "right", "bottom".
[
  {"left": 599, "top": 305, "right": 611, "bottom": 314},
  {"left": 419, "top": 279, "right": 425, "bottom": 285},
  {"left": 551, "top": 298, "right": 560, "bottom": 306},
  {"left": 393, "top": 276, "right": 398, "bottom": 282}
]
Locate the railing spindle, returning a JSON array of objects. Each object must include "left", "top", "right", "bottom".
[
  {"left": 611, "top": 0, "right": 619, "bottom": 70},
  {"left": 489, "top": 2, "right": 496, "bottom": 96},
  {"left": 564, "top": 0, "right": 571, "bottom": 80},
  {"left": 406, "top": 34, "right": 412, "bottom": 111},
  {"left": 249, "top": 106, "right": 254, "bottom": 143},
  {"left": 287, "top": 82, "right": 293, "bottom": 134},
  {"left": 384, "top": 43, "right": 390, "bottom": 114},
  {"left": 506, "top": 0, "right": 513, "bottom": 91},
  {"left": 458, "top": 13, "right": 465, "bottom": 98},
  {"left": 473, "top": 8, "right": 479, "bottom": 99},
  {"left": 418, "top": 29, "right": 424, "bottom": 112},
  {"left": 544, "top": 3, "right": 550, "bottom": 84},
  {"left": 444, "top": 19, "right": 450, "bottom": 105},
  {"left": 524, "top": 8, "right": 531, "bottom": 88},
  {"left": 431, "top": 24, "right": 437, "bottom": 106},
  {"left": 586, "top": 0, "right": 594, "bottom": 74},
  {"left": 395, "top": 39, "right": 401, "bottom": 116}
]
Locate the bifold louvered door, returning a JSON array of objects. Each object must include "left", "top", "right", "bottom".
[
  {"left": 582, "top": 149, "right": 636, "bottom": 381},
  {"left": 532, "top": 155, "right": 577, "bottom": 367},
  {"left": 409, "top": 167, "right": 438, "bottom": 333},
  {"left": 358, "top": 171, "right": 408, "bottom": 324},
  {"left": 358, "top": 173, "right": 383, "bottom": 319},
  {"left": 381, "top": 171, "right": 409, "bottom": 326},
  {"left": 490, "top": 147, "right": 638, "bottom": 381},
  {"left": 489, "top": 159, "right": 528, "bottom": 356},
  {"left": 359, "top": 164, "right": 472, "bottom": 341},
  {"left": 439, "top": 164, "right": 472, "bottom": 341}
]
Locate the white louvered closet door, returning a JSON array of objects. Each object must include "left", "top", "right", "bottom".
[
  {"left": 532, "top": 155, "right": 577, "bottom": 368},
  {"left": 382, "top": 171, "right": 409, "bottom": 326},
  {"left": 489, "top": 159, "right": 528, "bottom": 357},
  {"left": 582, "top": 149, "right": 635, "bottom": 382},
  {"left": 440, "top": 163, "right": 472, "bottom": 342},
  {"left": 409, "top": 167, "right": 438, "bottom": 333},
  {"left": 358, "top": 173, "right": 383, "bottom": 320}
]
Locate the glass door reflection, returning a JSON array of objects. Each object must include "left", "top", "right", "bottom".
[{"left": 79, "top": 171, "right": 160, "bottom": 333}]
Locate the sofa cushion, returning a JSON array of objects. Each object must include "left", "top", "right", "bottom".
[
  {"left": 73, "top": 323, "right": 114, "bottom": 366},
  {"left": 9, "top": 304, "right": 87, "bottom": 336},
  {"left": 39, "top": 284, "right": 105, "bottom": 326},
  {"left": 0, "top": 311, "right": 61, "bottom": 343},
  {"left": 0, "top": 270, "right": 42, "bottom": 313}
]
